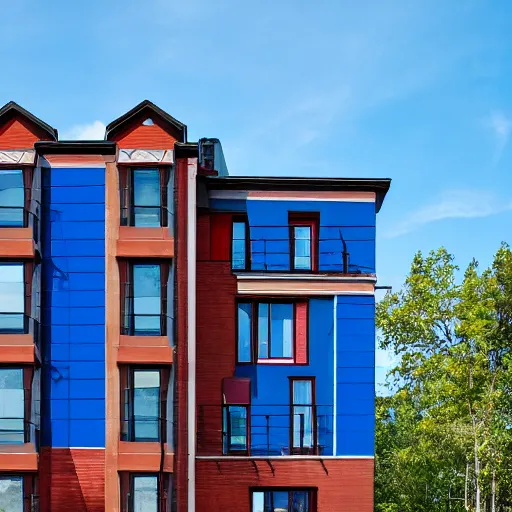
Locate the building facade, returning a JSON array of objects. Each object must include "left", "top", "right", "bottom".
[{"left": 0, "top": 100, "right": 389, "bottom": 512}]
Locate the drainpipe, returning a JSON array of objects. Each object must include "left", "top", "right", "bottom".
[{"left": 187, "top": 158, "right": 197, "bottom": 512}]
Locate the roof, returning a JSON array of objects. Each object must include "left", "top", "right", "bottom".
[
  {"left": 205, "top": 176, "right": 391, "bottom": 212},
  {"left": 0, "top": 101, "right": 58, "bottom": 141},
  {"left": 35, "top": 141, "right": 116, "bottom": 155},
  {"left": 105, "top": 100, "right": 187, "bottom": 142}
]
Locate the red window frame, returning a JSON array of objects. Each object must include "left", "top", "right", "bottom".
[
  {"left": 236, "top": 300, "right": 309, "bottom": 365},
  {"left": 289, "top": 212, "right": 319, "bottom": 272},
  {"left": 289, "top": 377, "right": 317, "bottom": 455}
]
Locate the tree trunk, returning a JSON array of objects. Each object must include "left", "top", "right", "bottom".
[
  {"left": 474, "top": 430, "right": 481, "bottom": 512},
  {"left": 491, "top": 469, "right": 496, "bottom": 512},
  {"left": 465, "top": 463, "right": 470, "bottom": 511}
]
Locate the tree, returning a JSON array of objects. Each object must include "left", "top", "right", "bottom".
[{"left": 375, "top": 245, "right": 512, "bottom": 511}]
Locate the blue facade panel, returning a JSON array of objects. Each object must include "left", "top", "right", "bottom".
[
  {"left": 235, "top": 298, "right": 334, "bottom": 456},
  {"left": 336, "top": 295, "right": 375, "bottom": 456},
  {"left": 41, "top": 167, "right": 106, "bottom": 449}
]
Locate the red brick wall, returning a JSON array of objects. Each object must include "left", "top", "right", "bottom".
[
  {"left": 39, "top": 448, "right": 105, "bottom": 512},
  {"left": 196, "top": 459, "right": 374, "bottom": 512},
  {"left": 174, "top": 157, "right": 189, "bottom": 512}
]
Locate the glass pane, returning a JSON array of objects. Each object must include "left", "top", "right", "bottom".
[
  {"left": 265, "top": 491, "right": 289, "bottom": 511},
  {"left": 0, "top": 476, "right": 23, "bottom": 512},
  {"left": 133, "top": 265, "right": 161, "bottom": 335},
  {"left": 133, "top": 371, "right": 160, "bottom": 441},
  {"left": 133, "top": 475, "right": 158, "bottom": 512},
  {"left": 270, "top": 304, "right": 293, "bottom": 358},
  {"left": 252, "top": 492, "right": 264, "bottom": 512},
  {"left": 294, "top": 226, "right": 311, "bottom": 270},
  {"left": 0, "top": 170, "right": 24, "bottom": 227},
  {"left": 228, "top": 406, "right": 247, "bottom": 451},
  {"left": 0, "top": 369, "right": 24, "bottom": 444},
  {"left": 237, "top": 303, "right": 252, "bottom": 363},
  {"left": 232, "top": 222, "right": 246, "bottom": 269},
  {"left": 133, "top": 169, "right": 161, "bottom": 227},
  {"left": 293, "top": 381, "right": 313, "bottom": 448},
  {"left": 258, "top": 303, "right": 269, "bottom": 359},
  {"left": 291, "top": 491, "right": 309, "bottom": 512},
  {"left": 0, "top": 264, "right": 24, "bottom": 333}
]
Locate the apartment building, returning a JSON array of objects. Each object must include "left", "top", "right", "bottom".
[{"left": 0, "top": 100, "right": 390, "bottom": 512}]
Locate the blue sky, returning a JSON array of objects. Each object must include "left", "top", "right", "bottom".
[{"left": 2, "top": 0, "right": 511, "bottom": 391}]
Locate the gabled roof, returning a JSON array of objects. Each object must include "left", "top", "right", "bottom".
[
  {"left": 0, "top": 101, "right": 58, "bottom": 141},
  {"left": 105, "top": 100, "right": 187, "bottom": 142}
]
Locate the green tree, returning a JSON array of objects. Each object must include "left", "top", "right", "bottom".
[{"left": 375, "top": 245, "right": 512, "bottom": 511}]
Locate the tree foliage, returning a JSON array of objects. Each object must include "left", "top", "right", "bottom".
[{"left": 376, "top": 244, "right": 512, "bottom": 511}]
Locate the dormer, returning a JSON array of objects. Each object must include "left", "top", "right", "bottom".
[
  {"left": 0, "top": 101, "right": 57, "bottom": 150},
  {"left": 105, "top": 100, "right": 187, "bottom": 149}
]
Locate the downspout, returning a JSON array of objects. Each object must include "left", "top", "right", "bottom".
[{"left": 187, "top": 159, "right": 197, "bottom": 512}]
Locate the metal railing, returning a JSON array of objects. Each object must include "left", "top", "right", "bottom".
[
  {"left": 232, "top": 225, "right": 374, "bottom": 274},
  {"left": 0, "top": 418, "right": 40, "bottom": 448},
  {"left": 197, "top": 404, "right": 334, "bottom": 457}
]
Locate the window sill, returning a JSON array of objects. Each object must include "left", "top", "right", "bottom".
[
  {"left": 117, "top": 441, "right": 174, "bottom": 472},
  {"left": 117, "top": 227, "right": 173, "bottom": 258},
  {"left": 0, "top": 333, "right": 36, "bottom": 363},
  {"left": 0, "top": 228, "right": 34, "bottom": 258}
]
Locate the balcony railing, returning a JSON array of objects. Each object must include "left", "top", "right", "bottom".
[
  {"left": 0, "top": 314, "right": 40, "bottom": 344},
  {"left": 197, "top": 404, "right": 334, "bottom": 457},
  {"left": 233, "top": 225, "right": 373, "bottom": 274},
  {"left": 0, "top": 418, "right": 40, "bottom": 447}
]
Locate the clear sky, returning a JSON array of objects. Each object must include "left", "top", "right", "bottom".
[{"left": 2, "top": 0, "right": 511, "bottom": 391}]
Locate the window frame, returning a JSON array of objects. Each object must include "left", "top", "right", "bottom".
[
  {"left": 289, "top": 377, "right": 317, "bottom": 455},
  {"left": 120, "top": 366, "right": 170, "bottom": 443},
  {"left": 120, "top": 260, "right": 169, "bottom": 337},
  {"left": 0, "top": 261, "right": 33, "bottom": 335},
  {"left": 236, "top": 300, "right": 300, "bottom": 365},
  {"left": 0, "top": 166, "right": 33, "bottom": 229},
  {"left": 119, "top": 166, "right": 170, "bottom": 228},
  {"left": 119, "top": 472, "right": 169, "bottom": 512},
  {"left": 250, "top": 488, "right": 316, "bottom": 512},
  {"left": 231, "top": 215, "right": 250, "bottom": 271},
  {"left": 289, "top": 212, "right": 319, "bottom": 273}
]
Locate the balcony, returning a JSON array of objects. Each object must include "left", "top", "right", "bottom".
[
  {"left": 197, "top": 404, "right": 334, "bottom": 458},
  {"left": 0, "top": 207, "right": 37, "bottom": 258},
  {"left": 0, "top": 419, "right": 40, "bottom": 471}
]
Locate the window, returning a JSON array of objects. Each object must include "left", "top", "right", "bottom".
[
  {"left": 237, "top": 301, "right": 308, "bottom": 365},
  {"left": 251, "top": 489, "right": 314, "bottom": 512},
  {"left": 120, "top": 168, "right": 169, "bottom": 227},
  {"left": 120, "top": 368, "right": 169, "bottom": 443},
  {"left": 290, "top": 378, "right": 315, "bottom": 454},
  {"left": 223, "top": 405, "right": 248, "bottom": 454},
  {"left": 121, "top": 262, "right": 168, "bottom": 336},
  {"left": 232, "top": 218, "right": 249, "bottom": 270},
  {"left": 0, "top": 369, "right": 25, "bottom": 444},
  {"left": 0, "top": 170, "right": 25, "bottom": 227},
  {"left": 258, "top": 303, "right": 293, "bottom": 360},
  {"left": 133, "top": 475, "right": 158, "bottom": 512},
  {"left": 0, "top": 263, "right": 25, "bottom": 333},
  {"left": 237, "top": 303, "right": 252, "bottom": 363},
  {"left": 289, "top": 213, "right": 318, "bottom": 272},
  {"left": 0, "top": 476, "right": 23, "bottom": 512}
]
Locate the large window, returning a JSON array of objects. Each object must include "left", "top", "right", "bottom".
[
  {"left": 120, "top": 473, "right": 168, "bottom": 512},
  {"left": 121, "top": 168, "right": 168, "bottom": 227},
  {"left": 252, "top": 489, "right": 314, "bottom": 512},
  {"left": 232, "top": 218, "right": 249, "bottom": 270},
  {"left": 289, "top": 213, "right": 318, "bottom": 272},
  {"left": 0, "top": 263, "right": 25, "bottom": 333},
  {"left": 290, "top": 378, "right": 315, "bottom": 454},
  {"left": 122, "top": 262, "right": 168, "bottom": 336},
  {"left": 0, "top": 170, "right": 24, "bottom": 227},
  {"left": 0, "top": 369, "right": 25, "bottom": 444},
  {"left": 237, "top": 301, "right": 308, "bottom": 365},
  {"left": 0, "top": 476, "right": 23, "bottom": 512},
  {"left": 121, "top": 368, "right": 169, "bottom": 443}
]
